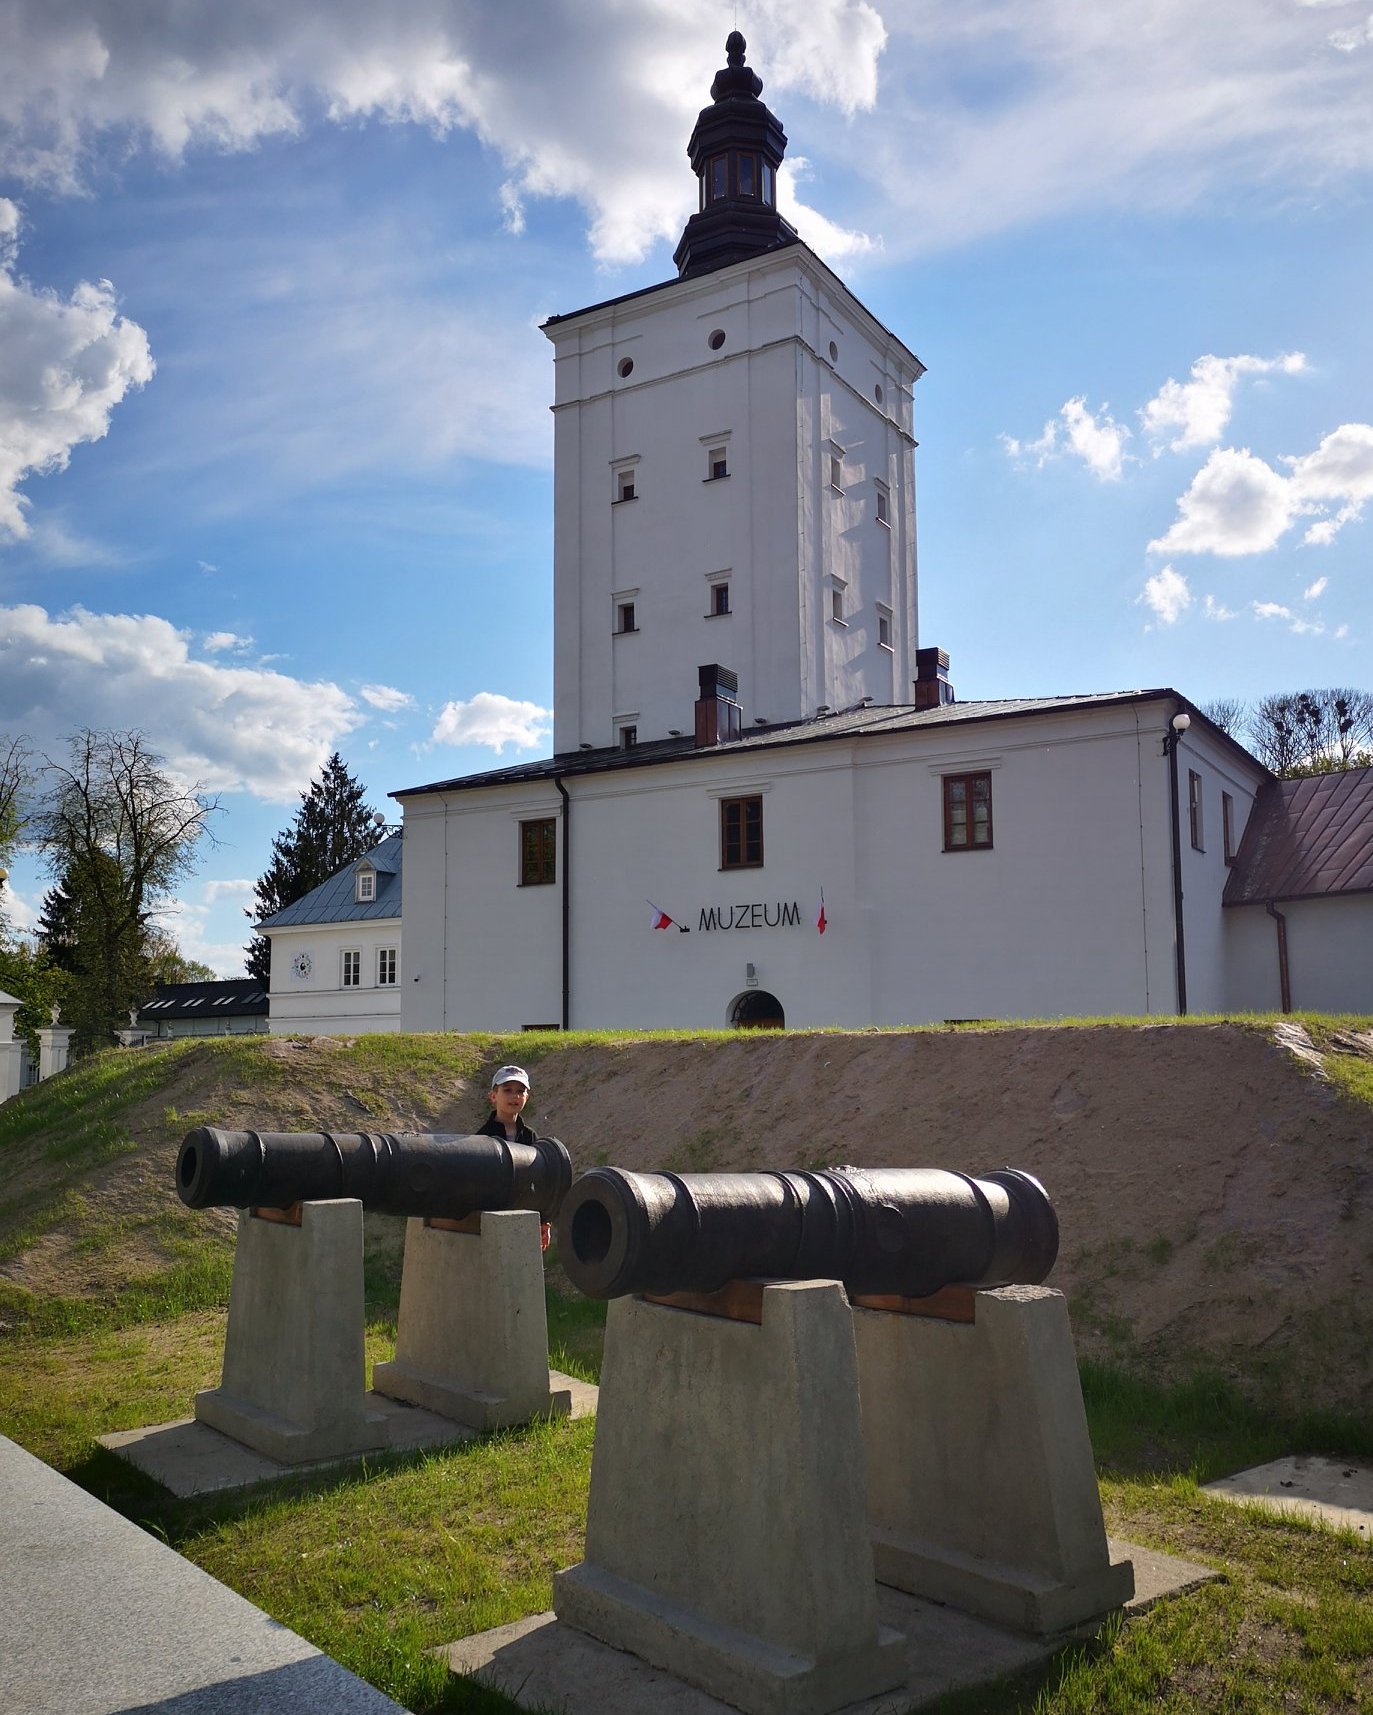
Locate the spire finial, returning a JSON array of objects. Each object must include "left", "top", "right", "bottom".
[
  {"left": 711, "top": 32, "right": 763, "bottom": 101},
  {"left": 726, "top": 31, "right": 746, "bottom": 66}
]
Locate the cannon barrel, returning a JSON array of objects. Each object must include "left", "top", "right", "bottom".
[
  {"left": 176, "top": 1126, "right": 573, "bottom": 1222},
  {"left": 556, "top": 1165, "right": 1058, "bottom": 1300}
]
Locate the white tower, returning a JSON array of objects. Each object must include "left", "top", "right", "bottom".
[{"left": 544, "top": 34, "right": 926, "bottom": 754}]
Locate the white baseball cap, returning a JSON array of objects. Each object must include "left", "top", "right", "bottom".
[{"left": 490, "top": 1064, "right": 530, "bottom": 1090}]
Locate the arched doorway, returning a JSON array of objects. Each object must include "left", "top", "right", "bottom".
[{"left": 728, "top": 989, "right": 785, "bottom": 1029}]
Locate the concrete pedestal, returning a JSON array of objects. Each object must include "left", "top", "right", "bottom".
[
  {"left": 853, "top": 1284, "right": 1134, "bottom": 1636},
  {"left": 195, "top": 1199, "right": 388, "bottom": 1462},
  {"left": 36, "top": 1023, "right": 73, "bottom": 1080},
  {"left": 373, "top": 1210, "right": 570, "bottom": 1430},
  {"left": 554, "top": 1282, "right": 905, "bottom": 1715}
]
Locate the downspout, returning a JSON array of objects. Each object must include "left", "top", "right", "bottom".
[
  {"left": 1163, "top": 710, "right": 1188, "bottom": 1015},
  {"left": 555, "top": 774, "right": 570, "bottom": 1030},
  {"left": 1266, "top": 900, "right": 1292, "bottom": 1013}
]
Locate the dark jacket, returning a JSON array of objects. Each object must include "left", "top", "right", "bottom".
[{"left": 476, "top": 1110, "right": 538, "bottom": 1147}]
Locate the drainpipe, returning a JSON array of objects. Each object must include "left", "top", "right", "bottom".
[
  {"left": 555, "top": 774, "right": 570, "bottom": 1030},
  {"left": 1266, "top": 900, "right": 1292, "bottom": 1013},
  {"left": 1161, "top": 707, "right": 1190, "bottom": 1016}
]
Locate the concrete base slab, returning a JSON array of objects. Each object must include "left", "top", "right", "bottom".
[
  {"left": 1203, "top": 1456, "right": 1373, "bottom": 1535},
  {"left": 371, "top": 1359, "right": 572, "bottom": 1430},
  {"left": 442, "top": 1540, "right": 1211, "bottom": 1715},
  {"left": 100, "top": 1371, "right": 594, "bottom": 1498},
  {"left": 0, "top": 1433, "right": 407, "bottom": 1715}
]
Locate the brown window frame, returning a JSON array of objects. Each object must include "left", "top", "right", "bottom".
[
  {"left": 520, "top": 817, "right": 557, "bottom": 887},
  {"left": 942, "top": 772, "right": 993, "bottom": 852},
  {"left": 720, "top": 795, "right": 764, "bottom": 870},
  {"left": 1222, "top": 791, "right": 1237, "bottom": 864},
  {"left": 1188, "top": 770, "right": 1204, "bottom": 851}
]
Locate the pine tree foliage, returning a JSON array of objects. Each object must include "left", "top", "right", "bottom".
[{"left": 245, "top": 753, "right": 384, "bottom": 981}]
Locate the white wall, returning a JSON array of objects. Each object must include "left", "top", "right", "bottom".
[
  {"left": 1225, "top": 895, "right": 1373, "bottom": 1013},
  {"left": 267, "top": 920, "right": 403, "bottom": 1035},
  {"left": 547, "top": 247, "right": 923, "bottom": 752},
  {"left": 398, "top": 701, "right": 1268, "bottom": 1033}
]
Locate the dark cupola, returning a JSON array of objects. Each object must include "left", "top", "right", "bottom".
[{"left": 673, "top": 33, "right": 799, "bottom": 280}]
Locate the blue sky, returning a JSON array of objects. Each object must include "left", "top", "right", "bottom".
[{"left": 1, "top": 0, "right": 1371, "bottom": 973}]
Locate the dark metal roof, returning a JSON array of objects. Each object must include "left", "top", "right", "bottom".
[
  {"left": 256, "top": 833, "right": 403, "bottom": 929},
  {"left": 395, "top": 689, "right": 1249, "bottom": 800},
  {"left": 1224, "top": 766, "right": 1373, "bottom": 906},
  {"left": 138, "top": 979, "right": 268, "bottom": 1021}
]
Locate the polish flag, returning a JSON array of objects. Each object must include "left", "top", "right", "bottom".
[
  {"left": 817, "top": 888, "right": 828, "bottom": 935},
  {"left": 648, "top": 900, "right": 679, "bottom": 931}
]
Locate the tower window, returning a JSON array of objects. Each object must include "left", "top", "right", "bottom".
[
  {"left": 830, "top": 455, "right": 843, "bottom": 492},
  {"left": 876, "top": 486, "right": 890, "bottom": 525},
  {"left": 615, "top": 468, "right": 637, "bottom": 503},
  {"left": 706, "top": 446, "right": 729, "bottom": 481},
  {"left": 710, "top": 582, "right": 731, "bottom": 617},
  {"left": 830, "top": 584, "right": 846, "bottom": 624},
  {"left": 738, "top": 154, "right": 757, "bottom": 197},
  {"left": 617, "top": 601, "right": 637, "bottom": 634},
  {"left": 709, "top": 155, "right": 728, "bottom": 201},
  {"left": 762, "top": 162, "right": 774, "bottom": 205},
  {"left": 878, "top": 606, "right": 893, "bottom": 650}
]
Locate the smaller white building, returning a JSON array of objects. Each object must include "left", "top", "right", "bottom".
[{"left": 256, "top": 834, "right": 403, "bottom": 1035}]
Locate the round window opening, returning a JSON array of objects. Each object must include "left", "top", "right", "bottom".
[
  {"left": 617, "top": 357, "right": 634, "bottom": 378},
  {"left": 708, "top": 329, "right": 726, "bottom": 351},
  {"left": 874, "top": 384, "right": 884, "bottom": 405},
  {"left": 729, "top": 989, "right": 785, "bottom": 1030},
  {"left": 828, "top": 341, "right": 839, "bottom": 362}
]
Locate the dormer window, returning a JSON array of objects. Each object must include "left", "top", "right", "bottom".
[{"left": 355, "top": 869, "right": 376, "bottom": 903}]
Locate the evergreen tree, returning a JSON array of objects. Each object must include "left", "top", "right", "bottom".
[{"left": 245, "top": 754, "right": 384, "bottom": 982}]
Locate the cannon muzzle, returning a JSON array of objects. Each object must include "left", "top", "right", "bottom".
[
  {"left": 557, "top": 1165, "right": 1058, "bottom": 1299},
  {"left": 176, "top": 1126, "right": 573, "bottom": 1222}
]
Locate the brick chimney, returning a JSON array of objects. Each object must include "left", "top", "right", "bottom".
[
  {"left": 695, "top": 664, "right": 742, "bottom": 746},
  {"left": 913, "top": 647, "right": 954, "bottom": 711}
]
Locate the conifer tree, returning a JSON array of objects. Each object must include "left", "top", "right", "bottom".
[{"left": 245, "top": 754, "right": 384, "bottom": 981}]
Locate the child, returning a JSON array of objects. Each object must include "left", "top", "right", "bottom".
[{"left": 478, "top": 1064, "right": 551, "bottom": 1249}]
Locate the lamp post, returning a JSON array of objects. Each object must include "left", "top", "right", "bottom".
[{"left": 1161, "top": 710, "right": 1191, "bottom": 1016}]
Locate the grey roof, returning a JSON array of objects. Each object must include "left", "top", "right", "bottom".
[
  {"left": 256, "top": 833, "right": 403, "bottom": 929},
  {"left": 1224, "top": 766, "right": 1373, "bottom": 906},
  {"left": 139, "top": 979, "right": 268, "bottom": 1021},
  {"left": 395, "top": 689, "right": 1259, "bottom": 800}
]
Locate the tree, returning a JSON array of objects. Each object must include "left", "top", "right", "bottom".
[
  {"left": 0, "top": 735, "right": 33, "bottom": 941},
  {"left": 31, "top": 731, "right": 218, "bottom": 1053},
  {"left": 1245, "top": 688, "right": 1373, "bottom": 778},
  {"left": 245, "top": 753, "right": 384, "bottom": 982},
  {"left": 1200, "top": 698, "right": 1245, "bottom": 739},
  {"left": 146, "top": 925, "right": 217, "bottom": 986}
]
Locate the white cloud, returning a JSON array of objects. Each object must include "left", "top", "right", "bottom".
[
  {"left": 1139, "top": 352, "right": 1305, "bottom": 452},
  {"left": 431, "top": 691, "right": 551, "bottom": 753},
  {"left": 1003, "top": 397, "right": 1130, "bottom": 480},
  {"left": 1203, "top": 594, "right": 1237, "bottom": 620},
  {"left": 0, "top": 601, "right": 363, "bottom": 800},
  {"left": 203, "top": 630, "right": 252, "bottom": 654},
  {"left": 0, "top": 880, "right": 40, "bottom": 936},
  {"left": 1303, "top": 576, "right": 1329, "bottom": 600},
  {"left": 0, "top": 199, "right": 154, "bottom": 540},
  {"left": 1150, "top": 422, "right": 1373, "bottom": 556},
  {"left": 203, "top": 877, "right": 254, "bottom": 906},
  {"left": 359, "top": 683, "right": 415, "bottom": 712},
  {"left": 1139, "top": 564, "right": 1192, "bottom": 624},
  {"left": 1253, "top": 601, "right": 1293, "bottom": 620}
]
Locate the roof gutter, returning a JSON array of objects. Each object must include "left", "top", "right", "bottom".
[{"left": 555, "top": 774, "right": 570, "bottom": 1030}]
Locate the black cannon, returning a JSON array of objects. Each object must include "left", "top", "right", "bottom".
[
  {"left": 175, "top": 1126, "right": 573, "bottom": 1223},
  {"left": 556, "top": 1165, "right": 1058, "bottom": 1300}
]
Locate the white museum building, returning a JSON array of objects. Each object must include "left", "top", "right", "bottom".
[{"left": 265, "top": 35, "right": 1372, "bottom": 1035}]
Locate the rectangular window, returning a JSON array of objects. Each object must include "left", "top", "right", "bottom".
[
  {"left": 720, "top": 795, "right": 764, "bottom": 869},
  {"left": 831, "top": 586, "right": 845, "bottom": 623},
  {"left": 377, "top": 947, "right": 397, "bottom": 986},
  {"left": 617, "top": 601, "right": 637, "bottom": 633},
  {"left": 710, "top": 155, "right": 727, "bottom": 200},
  {"left": 341, "top": 949, "right": 361, "bottom": 987},
  {"left": 520, "top": 817, "right": 556, "bottom": 886},
  {"left": 707, "top": 446, "right": 729, "bottom": 481},
  {"left": 829, "top": 454, "right": 843, "bottom": 491},
  {"left": 1223, "top": 792, "right": 1237, "bottom": 864},
  {"left": 711, "top": 582, "right": 731, "bottom": 616},
  {"left": 761, "top": 161, "right": 774, "bottom": 205},
  {"left": 943, "top": 773, "right": 993, "bottom": 851},
  {"left": 620, "top": 725, "right": 637, "bottom": 750},
  {"left": 878, "top": 610, "right": 892, "bottom": 649},
  {"left": 615, "top": 469, "right": 636, "bottom": 503},
  {"left": 738, "top": 154, "right": 757, "bottom": 197},
  {"left": 876, "top": 487, "right": 890, "bottom": 525},
  {"left": 1189, "top": 771, "right": 1204, "bottom": 850},
  {"left": 355, "top": 870, "right": 375, "bottom": 902}
]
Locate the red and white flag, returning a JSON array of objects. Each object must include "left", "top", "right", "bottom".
[
  {"left": 817, "top": 887, "right": 828, "bottom": 935},
  {"left": 647, "top": 900, "right": 688, "bottom": 932}
]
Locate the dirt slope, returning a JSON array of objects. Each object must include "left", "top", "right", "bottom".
[{"left": 3, "top": 1023, "right": 1370, "bottom": 1415}]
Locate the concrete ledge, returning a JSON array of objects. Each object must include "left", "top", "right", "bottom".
[
  {"left": 0, "top": 1433, "right": 407, "bottom": 1715},
  {"left": 371, "top": 1358, "right": 572, "bottom": 1430},
  {"left": 1203, "top": 1456, "right": 1373, "bottom": 1536},
  {"left": 444, "top": 1540, "right": 1212, "bottom": 1715}
]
